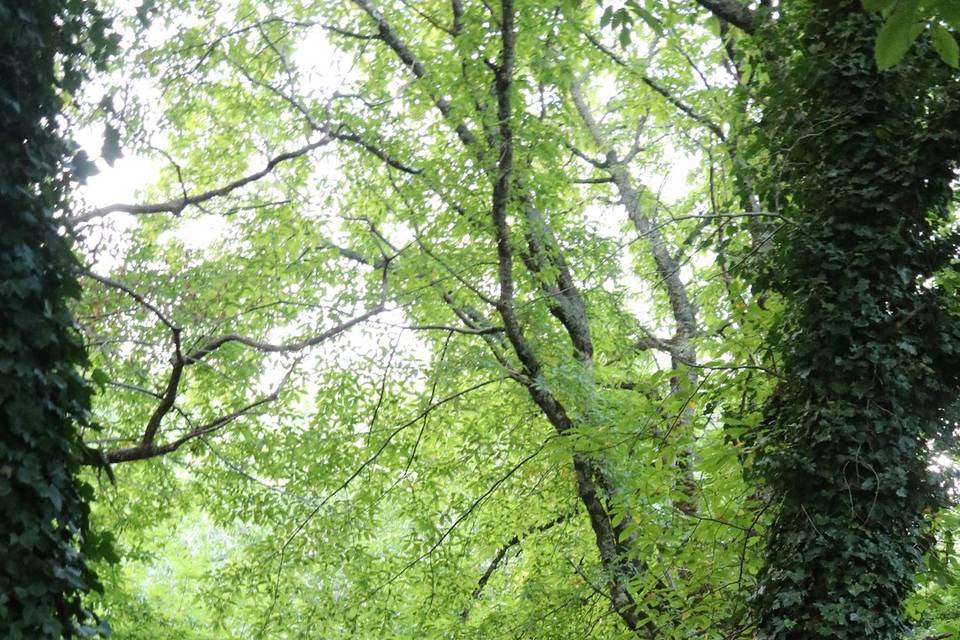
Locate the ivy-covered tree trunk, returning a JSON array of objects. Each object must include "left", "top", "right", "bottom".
[
  {"left": 750, "top": 2, "right": 960, "bottom": 638},
  {"left": 0, "top": 2, "right": 113, "bottom": 637}
]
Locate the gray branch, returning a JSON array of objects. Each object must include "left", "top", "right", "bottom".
[
  {"left": 693, "top": 0, "right": 756, "bottom": 33},
  {"left": 75, "top": 137, "right": 333, "bottom": 223}
]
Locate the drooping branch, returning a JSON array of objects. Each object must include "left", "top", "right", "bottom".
[
  {"left": 358, "top": 434, "right": 557, "bottom": 606},
  {"left": 257, "top": 375, "right": 508, "bottom": 632},
  {"left": 75, "top": 137, "right": 332, "bottom": 223}
]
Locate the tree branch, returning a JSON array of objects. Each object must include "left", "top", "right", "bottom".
[
  {"left": 460, "top": 511, "right": 573, "bottom": 621},
  {"left": 82, "top": 270, "right": 178, "bottom": 332},
  {"left": 183, "top": 302, "right": 386, "bottom": 363},
  {"left": 573, "top": 176, "right": 614, "bottom": 184},
  {"left": 360, "top": 434, "right": 556, "bottom": 604},
  {"left": 140, "top": 338, "right": 183, "bottom": 448},
  {"left": 322, "top": 24, "right": 380, "bottom": 40},
  {"left": 185, "top": 259, "right": 389, "bottom": 363},
  {"left": 693, "top": 0, "right": 755, "bottom": 34},
  {"left": 257, "top": 375, "right": 508, "bottom": 632},
  {"left": 89, "top": 262, "right": 387, "bottom": 464},
  {"left": 75, "top": 137, "right": 332, "bottom": 223},
  {"left": 220, "top": 50, "right": 423, "bottom": 177},
  {"left": 487, "top": 6, "right": 650, "bottom": 635},
  {"left": 582, "top": 31, "right": 726, "bottom": 142},
  {"left": 451, "top": 0, "right": 464, "bottom": 35},
  {"left": 569, "top": 79, "right": 698, "bottom": 359},
  {"left": 351, "top": 0, "right": 477, "bottom": 148},
  {"left": 102, "top": 360, "right": 299, "bottom": 464},
  {"left": 405, "top": 323, "right": 505, "bottom": 335},
  {"left": 328, "top": 127, "right": 422, "bottom": 174}
]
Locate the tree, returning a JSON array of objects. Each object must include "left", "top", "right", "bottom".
[
  {"left": 740, "top": 2, "right": 960, "bottom": 638},
  {"left": 0, "top": 1, "right": 115, "bottom": 637},
  {"left": 69, "top": 0, "right": 959, "bottom": 638}
]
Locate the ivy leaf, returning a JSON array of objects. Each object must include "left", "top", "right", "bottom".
[
  {"left": 875, "top": 0, "right": 923, "bottom": 70},
  {"left": 101, "top": 122, "right": 122, "bottom": 167},
  {"left": 72, "top": 149, "right": 99, "bottom": 183},
  {"left": 931, "top": 23, "right": 959, "bottom": 68},
  {"left": 862, "top": 0, "right": 896, "bottom": 11}
]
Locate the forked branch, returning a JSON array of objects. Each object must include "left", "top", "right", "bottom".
[
  {"left": 85, "top": 262, "right": 389, "bottom": 465},
  {"left": 103, "top": 360, "right": 299, "bottom": 463}
]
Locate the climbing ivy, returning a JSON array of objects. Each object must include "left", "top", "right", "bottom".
[
  {"left": 747, "top": 2, "right": 960, "bottom": 637},
  {"left": 0, "top": 1, "right": 115, "bottom": 637}
]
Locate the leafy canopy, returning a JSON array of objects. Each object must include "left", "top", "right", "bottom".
[{"left": 62, "top": 0, "right": 960, "bottom": 638}]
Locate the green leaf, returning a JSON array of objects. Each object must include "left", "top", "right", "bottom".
[
  {"left": 875, "top": 0, "right": 923, "bottom": 70},
  {"left": 600, "top": 6, "right": 613, "bottom": 28},
  {"left": 931, "top": 22, "right": 959, "bottom": 67},
  {"left": 91, "top": 368, "right": 110, "bottom": 389},
  {"left": 627, "top": 3, "right": 664, "bottom": 35}
]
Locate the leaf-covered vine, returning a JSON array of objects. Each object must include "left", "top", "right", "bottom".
[
  {"left": 0, "top": 1, "right": 115, "bottom": 637},
  {"left": 747, "top": 2, "right": 960, "bottom": 637}
]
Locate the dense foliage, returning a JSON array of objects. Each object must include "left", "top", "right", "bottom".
[
  {"left": 0, "top": 1, "right": 115, "bottom": 637},
  {"left": 748, "top": 2, "right": 960, "bottom": 637},
  {"left": 46, "top": 0, "right": 960, "bottom": 638}
]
